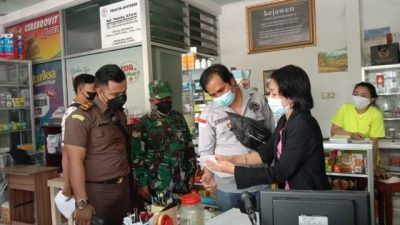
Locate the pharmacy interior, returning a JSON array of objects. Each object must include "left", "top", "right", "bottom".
[{"left": 0, "top": 0, "right": 399, "bottom": 224}]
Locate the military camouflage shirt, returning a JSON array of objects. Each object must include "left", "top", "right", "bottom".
[{"left": 131, "top": 109, "right": 197, "bottom": 195}]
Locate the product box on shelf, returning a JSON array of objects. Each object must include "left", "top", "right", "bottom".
[
  {"left": 181, "top": 54, "right": 188, "bottom": 71},
  {"left": 0, "top": 34, "right": 5, "bottom": 58},
  {"left": 20, "top": 89, "right": 30, "bottom": 105},
  {"left": 0, "top": 93, "right": 6, "bottom": 108},
  {"left": 329, "top": 177, "right": 358, "bottom": 190},
  {"left": 325, "top": 150, "right": 365, "bottom": 174},
  {"left": 371, "top": 43, "right": 400, "bottom": 65},
  {"left": 4, "top": 34, "right": 17, "bottom": 59},
  {"left": 187, "top": 53, "right": 196, "bottom": 70},
  {"left": 17, "top": 35, "right": 23, "bottom": 60}
]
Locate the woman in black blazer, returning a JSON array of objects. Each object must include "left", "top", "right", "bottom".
[{"left": 206, "top": 65, "right": 331, "bottom": 190}]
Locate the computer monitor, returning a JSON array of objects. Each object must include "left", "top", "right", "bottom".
[{"left": 260, "top": 190, "right": 370, "bottom": 225}]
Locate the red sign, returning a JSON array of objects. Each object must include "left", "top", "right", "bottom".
[{"left": 6, "top": 12, "right": 61, "bottom": 61}]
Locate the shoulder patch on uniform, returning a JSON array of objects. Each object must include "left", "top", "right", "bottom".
[
  {"left": 78, "top": 103, "right": 94, "bottom": 111},
  {"left": 72, "top": 114, "right": 85, "bottom": 121}
]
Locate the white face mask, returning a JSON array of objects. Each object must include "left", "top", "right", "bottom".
[
  {"left": 267, "top": 97, "right": 290, "bottom": 115},
  {"left": 352, "top": 95, "right": 371, "bottom": 110}
]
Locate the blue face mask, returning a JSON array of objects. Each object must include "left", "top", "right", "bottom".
[
  {"left": 214, "top": 88, "right": 235, "bottom": 107},
  {"left": 267, "top": 97, "right": 290, "bottom": 115}
]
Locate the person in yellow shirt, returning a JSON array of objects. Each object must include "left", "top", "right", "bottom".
[{"left": 331, "top": 82, "right": 386, "bottom": 178}]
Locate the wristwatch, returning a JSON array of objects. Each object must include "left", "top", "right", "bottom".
[{"left": 75, "top": 199, "right": 89, "bottom": 210}]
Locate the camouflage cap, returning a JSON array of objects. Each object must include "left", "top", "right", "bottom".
[{"left": 149, "top": 80, "right": 172, "bottom": 99}]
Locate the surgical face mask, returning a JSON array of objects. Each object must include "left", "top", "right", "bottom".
[
  {"left": 213, "top": 87, "right": 235, "bottom": 107},
  {"left": 267, "top": 97, "right": 290, "bottom": 115},
  {"left": 155, "top": 100, "right": 173, "bottom": 114},
  {"left": 107, "top": 94, "right": 127, "bottom": 110},
  {"left": 85, "top": 90, "right": 96, "bottom": 101},
  {"left": 352, "top": 95, "right": 371, "bottom": 110}
]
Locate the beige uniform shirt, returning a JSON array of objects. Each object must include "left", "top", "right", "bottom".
[{"left": 63, "top": 97, "right": 130, "bottom": 181}]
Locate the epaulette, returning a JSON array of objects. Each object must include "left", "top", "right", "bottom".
[
  {"left": 78, "top": 102, "right": 94, "bottom": 111},
  {"left": 70, "top": 102, "right": 81, "bottom": 108}
]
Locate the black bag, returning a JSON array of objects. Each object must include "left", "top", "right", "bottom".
[
  {"left": 226, "top": 111, "right": 272, "bottom": 149},
  {"left": 9, "top": 148, "right": 32, "bottom": 165}
]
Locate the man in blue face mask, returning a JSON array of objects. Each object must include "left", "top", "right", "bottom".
[{"left": 197, "top": 64, "right": 275, "bottom": 212}]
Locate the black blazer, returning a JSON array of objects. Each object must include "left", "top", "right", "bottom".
[{"left": 234, "top": 110, "right": 331, "bottom": 190}]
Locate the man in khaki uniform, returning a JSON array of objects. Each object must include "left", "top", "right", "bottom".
[
  {"left": 64, "top": 64, "right": 131, "bottom": 225},
  {"left": 61, "top": 73, "right": 96, "bottom": 198}
]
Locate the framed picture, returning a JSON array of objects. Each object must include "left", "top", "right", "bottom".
[
  {"left": 263, "top": 70, "right": 275, "bottom": 96},
  {"left": 246, "top": 0, "right": 316, "bottom": 54}
]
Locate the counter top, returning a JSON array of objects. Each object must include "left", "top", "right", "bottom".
[
  {"left": 206, "top": 208, "right": 258, "bottom": 225},
  {"left": 1, "top": 165, "right": 58, "bottom": 176}
]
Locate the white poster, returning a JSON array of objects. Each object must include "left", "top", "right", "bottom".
[
  {"left": 65, "top": 47, "right": 144, "bottom": 110},
  {"left": 100, "top": 0, "right": 141, "bottom": 48}
]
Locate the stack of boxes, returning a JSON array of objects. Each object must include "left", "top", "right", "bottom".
[
  {"left": 0, "top": 34, "right": 23, "bottom": 59},
  {"left": 0, "top": 89, "right": 29, "bottom": 108}
]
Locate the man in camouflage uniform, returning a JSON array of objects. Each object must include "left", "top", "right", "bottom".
[{"left": 131, "top": 80, "right": 197, "bottom": 201}]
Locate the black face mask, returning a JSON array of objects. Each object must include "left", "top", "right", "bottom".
[
  {"left": 155, "top": 100, "right": 172, "bottom": 114},
  {"left": 85, "top": 91, "right": 96, "bottom": 101},
  {"left": 107, "top": 94, "right": 127, "bottom": 110}
]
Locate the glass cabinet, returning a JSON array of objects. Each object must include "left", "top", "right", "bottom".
[
  {"left": 362, "top": 64, "right": 400, "bottom": 174},
  {"left": 0, "top": 59, "right": 35, "bottom": 153},
  {"left": 362, "top": 64, "right": 400, "bottom": 134}
]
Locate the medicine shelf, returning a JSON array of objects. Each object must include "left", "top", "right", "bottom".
[
  {"left": 0, "top": 106, "right": 30, "bottom": 110},
  {"left": 384, "top": 118, "right": 400, "bottom": 121},
  {"left": 326, "top": 172, "right": 368, "bottom": 178},
  {"left": 377, "top": 92, "right": 400, "bottom": 96},
  {"left": 0, "top": 84, "right": 29, "bottom": 88},
  {"left": 0, "top": 129, "right": 30, "bottom": 134},
  {"left": 323, "top": 142, "right": 373, "bottom": 223},
  {"left": 323, "top": 142, "right": 373, "bottom": 151}
]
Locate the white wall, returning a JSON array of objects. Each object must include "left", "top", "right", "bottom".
[
  {"left": 360, "top": 0, "right": 400, "bottom": 33},
  {"left": 218, "top": 0, "right": 362, "bottom": 137}
]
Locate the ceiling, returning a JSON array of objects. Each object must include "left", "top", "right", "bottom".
[
  {"left": 0, "top": 0, "right": 46, "bottom": 16},
  {"left": 0, "top": 0, "right": 244, "bottom": 17}
]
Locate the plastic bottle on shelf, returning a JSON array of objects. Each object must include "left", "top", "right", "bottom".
[
  {"left": 195, "top": 59, "right": 201, "bottom": 69},
  {"left": 5, "top": 94, "right": 12, "bottom": 108},
  {"left": 376, "top": 73, "right": 385, "bottom": 93},
  {"left": 206, "top": 58, "right": 213, "bottom": 67},
  {"left": 200, "top": 58, "right": 207, "bottom": 69}
]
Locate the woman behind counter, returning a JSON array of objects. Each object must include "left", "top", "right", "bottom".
[
  {"left": 206, "top": 65, "right": 330, "bottom": 190},
  {"left": 331, "top": 82, "right": 386, "bottom": 177}
]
